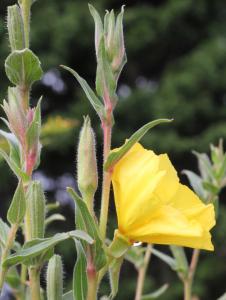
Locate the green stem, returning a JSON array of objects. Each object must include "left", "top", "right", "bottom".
[
  {"left": 20, "top": 0, "right": 31, "bottom": 48},
  {"left": 29, "top": 267, "right": 41, "bottom": 300},
  {"left": 0, "top": 223, "right": 18, "bottom": 290},
  {"left": 99, "top": 123, "right": 112, "bottom": 240},
  {"left": 20, "top": 264, "right": 27, "bottom": 298},
  {"left": 183, "top": 249, "right": 200, "bottom": 300},
  {"left": 87, "top": 249, "right": 97, "bottom": 300},
  {"left": 134, "top": 244, "right": 152, "bottom": 300},
  {"left": 87, "top": 271, "right": 97, "bottom": 300}
]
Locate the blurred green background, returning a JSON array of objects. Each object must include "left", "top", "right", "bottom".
[{"left": 1, "top": 0, "right": 226, "bottom": 299}]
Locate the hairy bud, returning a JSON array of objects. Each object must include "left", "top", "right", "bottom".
[
  {"left": 26, "top": 181, "right": 45, "bottom": 239},
  {"left": 77, "top": 116, "right": 98, "bottom": 209},
  {"left": 7, "top": 5, "right": 25, "bottom": 51},
  {"left": 47, "top": 255, "right": 63, "bottom": 300}
]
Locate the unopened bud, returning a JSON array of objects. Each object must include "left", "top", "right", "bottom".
[
  {"left": 25, "top": 99, "right": 42, "bottom": 175},
  {"left": 7, "top": 5, "right": 25, "bottom": 52},
  {"left": 2, "top": 87, "right": 27, "bottom": 145},
  {"left": 26, "top": 181, "right": 45, "bottom": 239},
  {"left": 111, "top": 6, "right": 127, "bottom": 78},
  {"left": 104, "top": 10, "right": 115, "bottom": 61},
  {"left": 47, "top": 255, "right": 63, "bottom": 300},
  {"left": 77, "top": 116, "right": 98, "bottom": 207}
]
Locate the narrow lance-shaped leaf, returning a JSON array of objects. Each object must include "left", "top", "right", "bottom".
[
  {"left": 170, "top": 245, "right": 188, "bottom": 276},
  {"left": 0, "top": 148, "right": 30, "bottom": 182},
  {"left": 0, "top": 130, "right": 21, "bottom": 168},
  {"left": 88, "top": 4, "right": 104, "bottom": 57},
  {"left": 45, "top": 214, "right": 65, "bottom": 227},
  {"left": 61, "top": 65, "right": 104, "bottom": 120},
  {"left": 182, "top": 170, "right": 207, "bottom": 201},
  {"left": 73, "top": 240, "right": 87, "bottom": 300},
  {"left": 67, "top": 187, "right": 107, "bottom": 270},
  {"left": 109, "top": 256, "right": 123, "bottom": 299},
  {"left": 62, "top": 291, "right": 73, "bottom": 300},
  {"left": 7, "top": 181, "right": 26, "bottom": 225},
  {"left": 3, "top": 230, "right": 93, "bottom": 268},
  {"left": 0, "top": 218, "right": 10, "bottom": 249},
  {"left": 151, "top": 248, "right": 177, "bottom": 271},
  {"left": 104, "top": 118, "right": 172, "bottom": 170},
  {"left": 141, "top": 284, "right": 169, "bottom": 300}
]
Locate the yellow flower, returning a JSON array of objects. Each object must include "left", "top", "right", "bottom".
[{"left": 112, "top": 143, "right": 215, "bottom": 251}]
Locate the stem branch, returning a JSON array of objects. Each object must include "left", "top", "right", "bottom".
[
  {"left": 183, "top": 249, "right": 200, "bottom": 300},
  {"left": 99, "top": 122, "right": 112, "bottom": 240},
  {"left": 29, "top": 267, "right": 41, "bottom": 300},
  {"left": 0, "top": 224, "right": 19, "bottom": 290},
  {"left": 135, "top": 244, "right": 152, "bottom": 300}
]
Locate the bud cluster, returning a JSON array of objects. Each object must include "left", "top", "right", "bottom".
[
  {"left": 2, "top": 2, "right": 43, "bottom": 177},
  {"left": 89, "top": 5, "right": 127, "bottom": 114}
]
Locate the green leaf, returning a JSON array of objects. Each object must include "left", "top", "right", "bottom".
[
  {"left": 125, "top": 246, "right": 146, "bottom": 270},
  {"left": 73, "top": 240, "right": 87, "bottom": 300},
  {"left": 67, "top": 187, "right": 107, "bottom": 271},
  {"left": 182, "top": 170, "right": 207, "bottom": 201},
  {"left": 141, "top": 284, "right": 169, "bottom": 300},
  {"left": 0, "top": 218, "right": 10, "bottom": 249},
  {"left": 3, "top": 230, "right": 93, "bottom": 268},
  {"left": 170, "top": 246, "right": 188, "bottom": 275},
  {"left": 6, "top": 266, "right": 21, "bottom": 289},
  {"left": 0, "top": 130, "right": 21, "bottom": 168},
  {"left": 63, "top": 291, "right": 74, "bottom": 300},
  {"left": 61, "top": 65, "right": 104, "bottom": 119},
  {"left": 109, "top": 256, "right": 123, "bottom": 299},
  {"left": 5, "top": 48, "right": 43, "bottom": 87},
  {"left": 88, "top": 4, "right": 104, "bottom": 56},
  {"left": 104, "top": 119, "right": 172, "bottom": 170},
  {"left": 193, "top": 151, "right": 213, "bottom": 181},
  {"left": 0, "top": 148, "right": 30, "bottom": 182},
  {"left": 202, "top": 181, "right": 219, "bottom": 195},
  {"left": 96, "top": 37, "right": 117, "bottom": 104},
  {"left": 45, "top": 214, "right": 66, "bottom": 227},
  {"left": 151, "top": 248, "right": 177, "bottom": 270},
  {"left": 7, "top": 181, "right": 26, "bottom": 225}
]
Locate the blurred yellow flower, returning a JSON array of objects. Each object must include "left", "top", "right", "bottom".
[{"left": 112, "top": 143, "right": 215, "bottom": 251}]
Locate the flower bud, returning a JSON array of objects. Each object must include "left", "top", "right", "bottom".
[
  {"left": 25, "top": 99, "right": 42, "bottom": 175},
  {"left": 2, "top": 87, "right": 27, "bottom": 145},
  {"left": 26, "top": 181, "right": 46, "bottom": 239},
  {"left": 104, "top": 6, "right": 127, "bottom": 78},
  {"left": 111, "top": 6, "right": 127, "bottom": 78},
  {"left": 77, "top": 116, "right": 98, "bottom": 208},
  {"left": 47, "top": 255, "right": 63, "bottom": 300},
  {"left": 7, "top": 5, "right": 25, "bottom": 52}
]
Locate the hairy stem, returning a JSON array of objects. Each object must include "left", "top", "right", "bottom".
[
  {"left": 21, "top": 0, "right": 31, "bottom": 48},
  {"left": 183, "top": 249, "right": 200, "bottom": 300},
  {"left": 99, "top": 122, "right": 112, "bottom": 240},
  {"left": 0, "top": 224, "right": 19, "bottom": 290},
  {"left": 135, "top": 244, "right": 152, "bottom": 300},
  {"left": 29, "top": 267, "right": 41, "bottom": 300}
]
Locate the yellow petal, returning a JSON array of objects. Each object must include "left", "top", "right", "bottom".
[
  {"left": 154, "top": 154, "right": 179, "bottom": 203},
  {"left": 112, "top": 143, "right": 164, "bottom": 229},
  {"left": 170, "top": 184, "right": 216, "bottom": 230},
  {"left": 127, "top": 205, "right": 214, "bottom": 250},
  {"left": 111, "top": 142, "right": 216, "bottom": 251}
]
